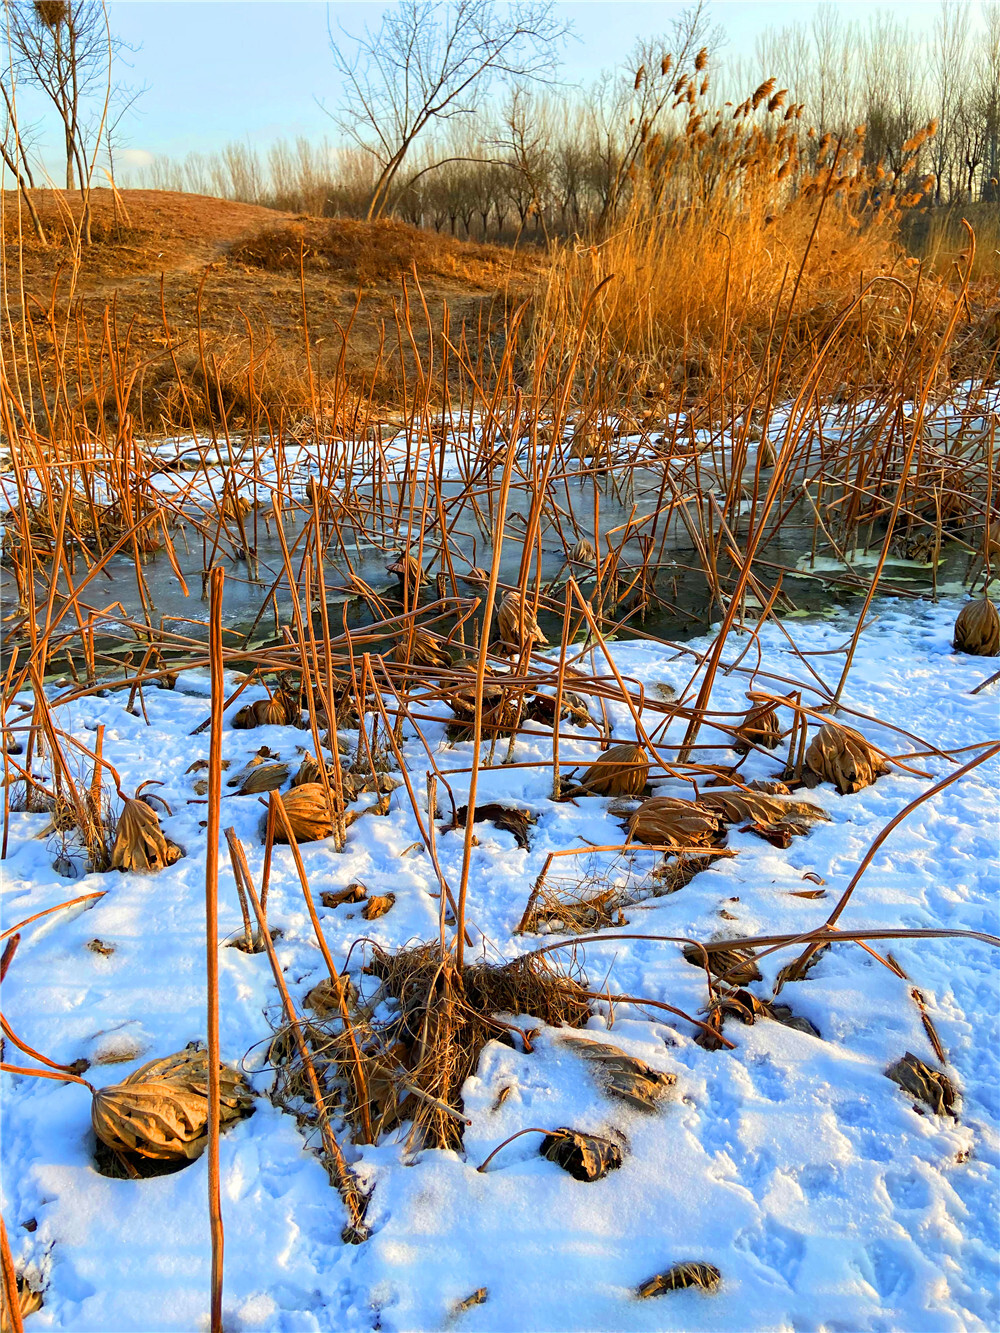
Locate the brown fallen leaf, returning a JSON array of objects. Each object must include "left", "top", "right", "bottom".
[{"left": 321, "top": 883, "right": 367, "bottom": 908}]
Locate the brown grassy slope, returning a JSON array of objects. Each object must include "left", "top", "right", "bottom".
[{"left": 1, "top": 190, "right": 541, "bottom": 429}]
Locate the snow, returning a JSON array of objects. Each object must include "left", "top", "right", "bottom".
[{"left": 2, "top": 597, "right": 998, "bottom": 1332}]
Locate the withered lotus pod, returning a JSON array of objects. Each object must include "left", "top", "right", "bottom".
[
  {"left": 540, "top": 1128, "right": 622, "bottom": 1181},
  {"left": 91, "top": 1046, "right": 253, "bottom": 1162},
  {"left": 497, "top": 591, "right": 548, "bottom": 650},
  {"left": 628, "top": 795, "right": 720, "bottom": 848},
  {"left": 804, "top": 721, "right": 887, "bottom": 795},
  {"left": 392, "top": 629, "right": 452, "bottom": 670},
  {"left": 733, "top": 700, "right": 781, "bottom": 753},
  {"left": 637, "top": 1263, "right": 721, "bottom": 1297},
  {"left": 272, "top": 784, "right": 336, "bottom": 843},
  {"left": 953, "top": 598, "right": 999, "bottom": 656},
  {"left": 111, "top": 786, "right": 182, "bottom": 873},
  {"left": 886, "top": 1052, "right": 957, "bottom": 1117},
  {"left": 580, "top": 743, "right": 648, "bottom": 797}
]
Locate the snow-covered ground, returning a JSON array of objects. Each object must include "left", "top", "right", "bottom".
[{"left": 2, "top": 598, "right": 998, "bottom": 1332}]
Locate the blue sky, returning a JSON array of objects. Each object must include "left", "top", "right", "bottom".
[{"left": 7, "top": 1, "right": 962, "bottom": 176}]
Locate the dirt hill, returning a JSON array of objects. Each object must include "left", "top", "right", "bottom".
[{"left": 2, "top": 189, "right": 541, "bottom": 428}]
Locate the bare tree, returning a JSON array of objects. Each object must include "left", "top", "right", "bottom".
[
  {"left": 0, "top": 71, "right": 48, "bottom": 241},
  {"left": 930, "top": 0, "right": 969, "bottom": 201},
  {"left": 327, "top": 0, "right": 569, "bottom": 220},
  {"left": 6, "top": 1, "right": 135, "bottom": 242}
]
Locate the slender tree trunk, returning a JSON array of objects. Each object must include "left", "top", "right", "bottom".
[{"left": 0, "top": 150, "right": 48, "bottom": 244}]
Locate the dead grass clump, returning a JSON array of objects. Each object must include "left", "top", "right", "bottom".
[
  {"left": 652, "top": 849, "right": 734, "bottom": 893},
  {"left": 637, "top": 1263, "right": 721, "bottom": 1297},
  {"left": 953, "top": 598, "right": 999, "bottom": 656},
  {"left": 344, "top": 945, "right": 591, "bottom": 1148},
  {"left": 230, "top": 216, "right": 523, "bottom": 287}
]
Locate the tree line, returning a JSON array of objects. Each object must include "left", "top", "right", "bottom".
[{"left": 3, "top": 0, "right": 999, "bottom": 249}]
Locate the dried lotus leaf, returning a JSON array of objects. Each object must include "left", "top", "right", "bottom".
[
  {"left": 540, "top": 1128, "right": 623, "bottom": 1181},
  {"left": 886, "top": 1051, "right": 957, "bottom": 1116},
  {"left": 637, "top": 1262, "right": 721, "bottom": 1297},
  {"left": 0, "top": 1272, "right": 44, "bottom": 1332},
  {"left": 387, "top": 551, "right": 429, "bottom": 586},
  {"left": 453, "top": 803, "right": 534, "bottom": 850},
  {"left": 272, "top": 783, "right": 336, "bottom": 843},
  {"left": 321, "top": 883, "right": 367, "bottom": 908},
  {"left": 392, "top": 629, "right": 451, "bottom": 670},
  {"left": 683, "top": 942, "right": 761, "bottom": 985},
  {"left": 236, "top": 762, "right": 289, "bottom": 795},
  {"left": 562, "top": 1037, "right": 676, "bottom": 1112},
  {"left": 362, "top": 893, "right": 396, "bottom": 920},
  {"left": 292, "top": 753, "right": 338, "bottom": 788},
  {"left": 734, "top": 701, "right": 781, "bottom": 753},
  {"left": 497, "top": 591, "right": 548, "bottom": 649},
  {"left": 579, "top": 743, "right": 648, "bottom": 797},
  {"left": 698, "top": 789, "right": 827, "bottom": 826},
  {"left": 111, "top": 795, "right": 180, "bottom": 873},
  {"left": 953, "top": 598, "right": 999, "bottom": 656},
  {"left": 569, "top": 538, "right": 597, "bottom": 564},
  {"left": 91, "top": 1046, "right": 253, "bottom": 1163},
  {"left": 231, "top": 702, "right": 260, "bottom": 729},
  {"left": 629, "top": 796, "right": 720, "bottom": 848},
  {"left": 804, "top": 721, "right": 887, "bottom": 795},
  {"left": 259, "top": 692, "right": 297, "bottom": 727}
]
